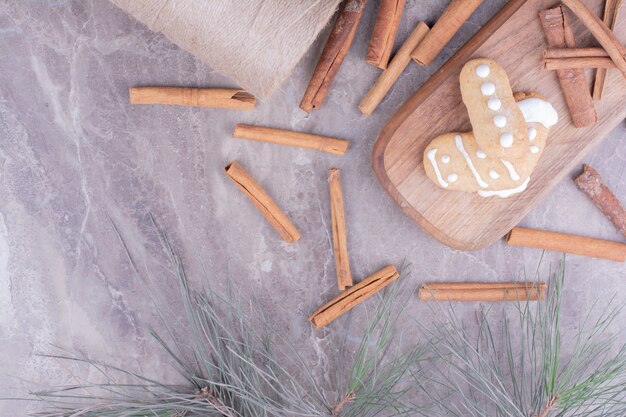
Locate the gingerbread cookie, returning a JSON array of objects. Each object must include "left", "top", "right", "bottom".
[{"left": 423, "top": 60, "right": 558, "bottom": 198}]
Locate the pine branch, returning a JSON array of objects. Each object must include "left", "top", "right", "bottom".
[
  {"left": 331, "top": 392, "right": 356, "bottom": 417},
  {"left": 535, "top": 395, "right": 557, "bottom": 417},
  {"left": 196, "top": 387, "right": 237, "bottom": 417},
  {"left": 28, "top": 222, "right": 423, "bottom": 417},
  {"left": 419, "top": 260, "right": 626, "bottom": 417}
]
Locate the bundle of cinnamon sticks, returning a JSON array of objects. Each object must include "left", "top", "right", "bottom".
[{"left": 539, "top": 0, "right": 625, "bottom": 127}]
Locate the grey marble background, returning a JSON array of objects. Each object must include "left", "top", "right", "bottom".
[{"left": 0, "top": 0, "right": 624, "bottom": 415}]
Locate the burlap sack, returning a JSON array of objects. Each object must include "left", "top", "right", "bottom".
[{"left": 110, "top": 0, "right": 342, "bottom": 98}]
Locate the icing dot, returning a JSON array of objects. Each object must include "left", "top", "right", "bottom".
[
  {"left": 481, "top": 82, "right": 496, "bottom": 96},
  {"left": 476, "top": 150, "right": 487, "bottom": 159},
  {"left": 487, "top": 97, "right": 502, "bottom": 111},
  {"left": 528, "top": 127, "right": 537, "bottom": 141},
  {"left": 447, "top": 173, "right": 459, "bottom": 182},
  {"left": 489, "top": 170, "right": 500, "bottom": 179},
  {"left": 441, "top": 155, "right": 451, "bottom": 164},
  {"left": 530, "top": 146, "right": 540, "bottom": 154},
  {"left": 500, "top": 133, "right": 513, "bottom": 148},
  {"left": 476, "top": 64, "right": 490, "bottom": 78},
  {"left": 493, "top": 115, "right": 507, "bottom": 128}
]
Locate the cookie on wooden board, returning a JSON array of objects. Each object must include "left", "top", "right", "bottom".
[{"left": 423, "top": 58, "right": 559, "bottom": 198}]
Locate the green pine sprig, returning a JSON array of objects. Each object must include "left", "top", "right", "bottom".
[
  {"left": 29, "top": 222, "right": 423, "bottom": 417},
  {"left": 417, "top": 262, "right": 626, "bottom": 417}
]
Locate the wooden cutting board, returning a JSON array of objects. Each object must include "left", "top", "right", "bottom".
[{"left": 372, "top": 0, "right": 626, "bottom": 250}]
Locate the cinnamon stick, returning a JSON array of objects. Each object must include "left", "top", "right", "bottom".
[
  {"left": 366, "top": 0, "right": 406, "bottom": 69},
  {"left": 232, "top": 124, "right": 349, "bottom": 156},
  {"left": 299, "top": 0, "right": 367, "bottom": 112},
  {"left": 544, "top": 57, "right": 616, "bottom": 70},
  {"left": 539, "top": 6, "right": 597, "bottom": 128},
  {"left": 411, "top": 0, "right": 484, "bottom": 66},
  {"left": 309, "top": 265, "right": 399, "bottom": 329},
  {"left": 545, "top": 47, "right": 610, "bottom": 58},
  {"left": 225, "top": 162, "right": 301, "bottom": 243},
  {"left": 328, "top": 169, "right": 352, "bottom": 291},
  {"left": 506, "top": 227, "right": 626, "bottom": 262},
  {"left": 575, "top": 164, "right": 626, "bottom": 238},
  {"left": 593, "top": 0, "right": 623, "bottom": 100},
  {"left": 419, "top": 282, "right": 546, "bottom": 302},
  {"left": 544, "top": 47, "right": 626, "bottom": 68},
  {"left": 562, "top": 0, "right": 626, "bottom": 79},
  {"left": 129, "top": 87, "right": 255, "bottom": 110},
  {"left": 360, "top": 21, "right": 430, "bottom": 115}
]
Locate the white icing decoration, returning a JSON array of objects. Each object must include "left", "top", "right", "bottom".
[
  {"left": 476, "top": 64, "right": 490, "bottom": 78},
  {"left": 528, "top": 127, "right": 537, "bottom": 141},
  {"left": 455, "top": 135, "right": 489, "bottom": 188},
  {"left": 501, "top": 159, "right": 520, "bottom": 181},
  {"left": 488, "top": 97, "right": 501, "bottom": 111},
  {"left": 441, "top": 155, "right": 451, "bottom": 164},
  {"left": 493, "top": 115, "right": 507, "bottom": 128},
  {"left": 530, "top": 146, "right": 540, "bottom": 154},
  {"left": 500, "top": 133, "right": 513, "bottom": 148},
  {"left": 476, "top": 150, "right": 487, "bottom": 159},
  {"left": 427, "top": 149, "right": 448, "bottom": 188},
  {"left": 478, "top": 177, "right": 530, "bottom": 198},
  {"left": 481, "top": 82, "right": 496, "bottom": 96},
  {"left": 447, "top": 173, "right": 458, "bottom": 182},
  {"left": 489, "top": 170, "right": 500, "bottom": 179},
  {"left": 517, "top": 98, "right": 558, "bottom": 128}
]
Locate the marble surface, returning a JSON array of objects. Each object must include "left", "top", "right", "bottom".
[{"left": 0, "top": 0, "right": 624, "bottom": 414}]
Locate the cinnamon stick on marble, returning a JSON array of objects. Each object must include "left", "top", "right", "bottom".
[
  {"left": 309, "top": 265, "right": 399, "bottom": 329},
  {"left": 129, "top": 87, "right": 255, "bottom": 110},
  {"left": 506, "top": 227, "right": 626, "bottom": 262},
  {"left": 562, "top": 0, "right": 626, "bottom": 79},
  {"left": 360, "top": 21, "right": 430, "bottom": 115},
  {"left": 232, "top": 124, "right": 349, "bottom": 156},
  {"left": 411, "top": 0, "right": 484, "bottom": 66},
  {"left": 328, "top": 169, "right": 352, "bottom": 290},
  {"left": 575, "top": 164, "right": 626, "bottom": 238},
  {"left": 419, "top": 282, "right": 546, "bottom": 302},
  {"left": 539, "top": 6, "right": 596, "bottom": 128},
  {"left": 300, "top": 0, "right": 367, "bottom": 112},
  {"left": 225, "top": 162, "right": 301, "bottom": 243},
  {"left": 366, "top": 0, "right": 406, "bottom": 69},
  {"left": 592, "top": 0, "right": 623, "bottom": 100}
]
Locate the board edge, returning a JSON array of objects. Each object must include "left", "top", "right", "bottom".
[{"left": 372, "top": 0, "right": 531, "bottom": 251}]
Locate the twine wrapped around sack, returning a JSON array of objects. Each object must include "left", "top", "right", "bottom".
[{"left": 110, "top": 0, "right": 342, "bottom": 98}]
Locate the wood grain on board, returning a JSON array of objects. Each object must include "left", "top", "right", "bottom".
[{"left": 372, "top": 0, "right": 626, "bottom": 250}]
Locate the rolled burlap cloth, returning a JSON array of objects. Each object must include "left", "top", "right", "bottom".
[{"left": 110, "top": 0, "right": 342, "bottom": 98}]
